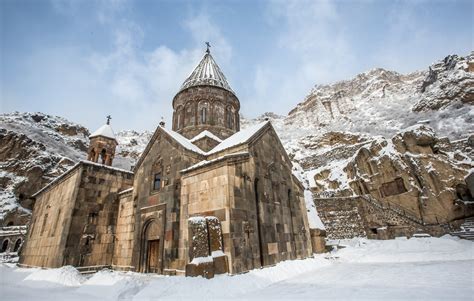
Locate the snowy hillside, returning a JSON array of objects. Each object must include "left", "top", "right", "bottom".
[
  {"left": 286, "top": 53, "right": 473, "bottom": 139},
  {"left": 2, "top": 236, "right": 473, "bottom": 300}
]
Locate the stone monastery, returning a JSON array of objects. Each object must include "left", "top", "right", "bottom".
[{"left": 19, "top": 47, "right": 317, "bottom": 277}]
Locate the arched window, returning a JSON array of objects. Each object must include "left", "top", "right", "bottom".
[
  {"left": 100, "top": 149, "right": 106, "bottom": 164},
  {"left": 13, "top": 239, "right": 22, "bottom": 252},
  {"left": 6, "top": 221, "right": 13, "bottom": 227},
  {"left": 1, "top": 240, "right": 9, "bottom": 253},
  {"left": 201, "top": 107, "right": 207, "bottom": 124},
  {"left": 89, "top": 149, "right": 96, "bottom": 162},
  {"left": 198, "top": 101, "right": 209, "bottom": 125}
]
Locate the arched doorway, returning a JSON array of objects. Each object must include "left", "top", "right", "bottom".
[
  {"left": 141, "top": 219, "right": 162, "bottom": 273},
  {"left": 13, "top": 239, "right": 22, "bottom": 252},
  {"left": 1, "top": 239, "right": 9, "bottom": 253}
]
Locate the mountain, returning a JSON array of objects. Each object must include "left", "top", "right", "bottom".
[
  {"left": 286, "top": 53, "right": 473, "bottom": 140},
  {"left": 1, "top": 53, "right": 472, "bottom": 227}
]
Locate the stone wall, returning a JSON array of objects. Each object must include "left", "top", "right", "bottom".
[
  {"left": 62, "top": 163, "right": 133, "bottom": 267},
  {"left": 179, "top": 126, "right": 312, "bottom": 275},
  {"left": 112, "top": 189, "right": 135, "bottom": 270},
  {"left": 172, "top": 86, "right": 240, "bottom": 140},
  {"left": 19, "top": 162, "right": 133, "bottom": 268},
  {"left": 20, "top": 166, "right": 82, "bottom": 267},
  {"left": 314, "top": 195, "right": 449, "bottom": 239},
  {"left": 131, "top": 129, "right": 202, "bottom": 273}
]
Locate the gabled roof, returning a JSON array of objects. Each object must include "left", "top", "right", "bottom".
[
  {"left": 179, "top": 52, "right": 235, "bottom": 94},
  {"left": 134, "top": 121, "right": 273, "bottom": 173},
  {"left": 206, "top": 121, "right": 269, "bottom": 155},
  {"left": 190, "top": 130, "right": 223, "bottom": 143},
  {"left": 90, "top": 124, "right": 117, "bottom": 141},
  {"left": 32, "top": 161, "right": 133, "bottom": 198}
]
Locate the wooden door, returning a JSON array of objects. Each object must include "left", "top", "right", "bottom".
[{"left": 146, "top": 239, "right": 160, "bottom": 273}]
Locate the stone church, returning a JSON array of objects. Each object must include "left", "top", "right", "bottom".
[{"left": 19, "top": 48, "right": 314, "bottom": 277}]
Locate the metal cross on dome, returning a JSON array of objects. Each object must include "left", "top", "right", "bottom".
[
  {"left": 205, "top": 42, "right": 211, "bottom": 53},
  {"left": 106, "top": 115, "right": 112, "bottom": 125}
]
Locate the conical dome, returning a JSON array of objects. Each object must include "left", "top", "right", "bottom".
[{"left": 179, "top": 52, "right": 234, "bottom": 94}]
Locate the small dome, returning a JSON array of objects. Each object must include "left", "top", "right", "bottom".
[{"left": 179, "top": 52, "right": 234, "bottom": 94}]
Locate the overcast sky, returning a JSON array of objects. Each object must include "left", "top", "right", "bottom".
[{"left": 1, "top": 0, "right": 472, "bottom": 131}]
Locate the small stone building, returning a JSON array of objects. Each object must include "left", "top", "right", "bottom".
[{"left": 20, "top": 48, "right": 313, "bottom": 276}]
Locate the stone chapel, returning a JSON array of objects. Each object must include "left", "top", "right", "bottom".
[{"left": 19, "top": 47, "right": 314, "bottom": 277}]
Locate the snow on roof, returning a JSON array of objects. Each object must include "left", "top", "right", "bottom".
[
  {"left": 32, "top": 161, "right": 133, "bottom": 197},
  {"left": 189, "top": 130, "right": 223, "bottom": 143},
  {"left": 160, "top": 126, "right": 206, "bottom": 155},
  {"left": 135, "top": 121, "right": 270, "bottom": 172},
  {"left": 181, "top": 152, "right": 249, "bottom": 173},
  {"left": 179, "top": 52, "right": 235, "bottom": 95},
  {"left": 162, "top": 121, "right": 268, "bottom": 156},
  {"left": 207, "top": 121, "right": 269, "bottom": 155},
  {"left": 89, "top": 124, "right": 117, "bottom": 140},
  {"left": 118, "top": 187, "right": 133, "bottom": 195}
]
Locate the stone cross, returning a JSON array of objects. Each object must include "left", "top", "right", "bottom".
[
  {"left": 106, "top": 115, "right": 112, "bottom": 125},
  {"left": 205, "top": 42, "right": 211, "bottom": 53}
]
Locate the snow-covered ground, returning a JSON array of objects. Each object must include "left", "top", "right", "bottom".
[{"left": 2, "top": 236, "right": 472, "bottom": 300}]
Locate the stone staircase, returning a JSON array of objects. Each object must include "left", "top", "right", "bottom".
[
  {"left": 449, "top": 217, "right": 474, "bottom": 241},
  {"left": 360, "top": 195, "right": 425, "bottom": 225}
]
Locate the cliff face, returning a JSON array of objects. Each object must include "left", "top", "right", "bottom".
[
  {"left": 286, "top": 53, "right": 474, "bottom": 139},
  {"left": 310, "top": 126, "right": 473, "bottom": 225}
]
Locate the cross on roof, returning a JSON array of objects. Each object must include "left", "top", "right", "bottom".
[
  {"left": 205, "top": 42, "right": 211, "bottom": 53},
  {"left": 106, "top": 115, "right": 112, "bottom": 125}
]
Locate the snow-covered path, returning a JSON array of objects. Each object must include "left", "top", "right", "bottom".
[{"left": 1, "top": 236, "right": 472, "bottom": 300}]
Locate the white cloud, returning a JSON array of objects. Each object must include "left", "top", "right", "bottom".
[
  {"left": 81, "top": 12, "right": 232, "bottom": 130},
  {"left": 242, "top": 0, "right": 356, "bottom": 118}
]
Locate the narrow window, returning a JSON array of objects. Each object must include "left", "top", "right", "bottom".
[
  {"left": 100, "top": 149, "right": 106, "bottom": 164},
  {"left": 154, "top": 173, "right": 161, "bottom": 190},
  {"left": 40, "top": 213, "right": 48, "bottom": 236},
  {"left": 201, "top": 107, "right": 207, "bottom": 124},
  {"left": 51, "top": 209, "right": 61, "bottom": 237}
]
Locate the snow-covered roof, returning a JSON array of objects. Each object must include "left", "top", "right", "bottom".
[
  {"left": 160, "top": 126, "right": 207, "bottom": 155},
  {"left": 134, "top": 121, "right": 271, "bottom": 172},
  {"left": 181, "top": 152, "right": 249, "bottom": 173},
  {"left": 207, "top": 121, "right": 269, "bottom": 155},
  {"left": 179, "top": 51, "right": 235, "bottom": 95},
  {"left": 32, "top": 161, "right": 133, "bottom": 198},
  {"left": 165, "top": 121, "right": 269, "bottom": 156},
  {"left": 90, "top": 124, "right": 117, "bottom": 141},
  {"left": 189, "top": 130, "right": 223, "bottom": 143}
]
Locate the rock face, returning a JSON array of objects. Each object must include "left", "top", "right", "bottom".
[
  {"left": 286, "top": 52, "right": 474, "bottom": 139},
  {"left": 415, "top": 54, "right": 474, "bottom": 111},
  {"left": 311, "top": 125, "right": 473, "bottom": 238},
  {"left": 0, "top": 112, "right": 89, "bottom": 225}
]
